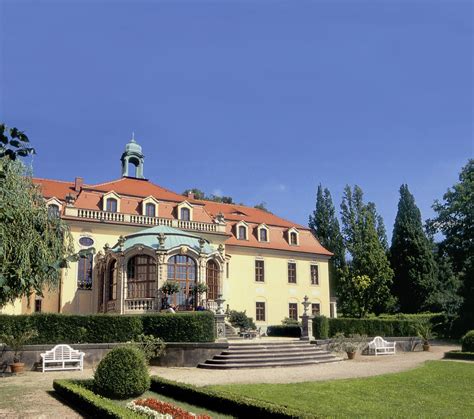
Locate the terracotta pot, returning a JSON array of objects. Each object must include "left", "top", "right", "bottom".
[
  {"left": 10, "top": 363, "right": 25, "bottom": 374},
  {"left": 423, "top": 344, "right": 430, "bottom": 352},
  {"left": 347, "top": 351, "right": 356, "bottom": 360}
]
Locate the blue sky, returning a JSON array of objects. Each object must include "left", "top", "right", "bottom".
[{"left": 1, "top": 0, "right": 472, "bottom": 238}]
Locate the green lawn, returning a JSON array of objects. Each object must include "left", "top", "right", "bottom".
[{"left": 208, "top": 361, "right": 474, "bottom": 417}]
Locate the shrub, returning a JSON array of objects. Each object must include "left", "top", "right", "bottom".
[
  {"left": 142, "top": 312, "right": 215, "bottom": 342},
  {"left": 281, "top": 317, "right": 300, "bottom": 326},
  {"left": 316, "top": 317, "right": 418, "bottom": 338},
  {"left": 267, "top": 325, "right": 301, "bottom": 337},
  {"left": 228, "top": 310, "right": 256, "bottom": 330},
  {"left": 313, "top": 315, "right": 329, "bottom": 339},
  {"left": 128, "top": 334, "right": 166, "bottom": 362},
  {"left": 461, "top": 330, "right": 474, "bottom": 352},
  {"left": 0, "top": 312, "right": 214, "bottom": 344},
  {"left": 444, "top": 350, "right": 474, "bottom": 361},
  {"left": 94, "top": 346, "right": 150, "bottom": 399}
]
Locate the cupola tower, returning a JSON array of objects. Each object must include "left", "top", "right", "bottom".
[{"left": 121, "top": 134, "right": 145, "bottom": 178}]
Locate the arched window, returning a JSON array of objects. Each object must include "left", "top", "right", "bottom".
[
  {"left": 145, "top": 203, "right": 156, "bottom": 217},
  {"left": 259, "top": 228, "right": 268, "bottom": 242},
  {"left": 238, "top": 225, "right": 247, "bottom": 240},
  {"left": 180, "top": 207, "right": 190, "bottom": 221},
  {"left": 48, "top": 204, "right": 60, "bottom": 218},
  {"left": 206, "top": 260, "right": 220, "bottom": 301},
  {"left": 290, "top": 232, "right": 298, "bottom": 245},
  {"left": 107, "top": 260, "right": 117, "bottom": 301},
  {"left": 127, "top": 255, "right": 156, "bottom": 299},
  {"left": 77, "top": 252, "right": 93, "bottom": 290},
  {"left": 167, "top": 255, "right": 196, "bottom": 310},
  {"left": 106, "top": 198, "right": 118, "bottom": 213}
]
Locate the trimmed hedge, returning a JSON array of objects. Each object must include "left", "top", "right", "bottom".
[
  {"left": 150, "top": 376, "right": 313, "bottom": 418},
  {"left": 444, "top": 351, "right": 474, "bottom": 361},
  {"left": 0, "top": 312, "right": 215, "bottom": 344},
  {"left": 313, "top": 316, "right": 329, "bottom": 339},
  {"left": 313, "top": 317, "right": 418, "bottom": 339},
  {"left": 267, "top": 325, "right": 301, "bottom": 338},
  {"left": 461, "top": 330, "right": 474, "bottom": 352},
  {"left": 53, "top": 379, "right": 141, "bottom": 418}
]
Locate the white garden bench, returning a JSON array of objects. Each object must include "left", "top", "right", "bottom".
[
  {"left": 368, "top": 336, "right": 396, "bottom": 356},
  {"left": 41, "top": 344, "right": 85, "bottom": 372}
]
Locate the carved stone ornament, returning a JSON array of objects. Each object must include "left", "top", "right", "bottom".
[
  {"left": 302, "top": 295, "right": 311, "bottom": 316},
  {"left": 157, "top": 233, "right": 166, "bottom": 249},
  {"left": 198, "top": 238, "right": 206, "bottom": 253},
  {"left": 217, "top": 324, "right": 225, "bottom": 337},
  {"left": 217, "top": 244, "right": 225, "bottom": 256},
  {"left": 117, "top": 235, "right": 126, "bottom": 251},
  {"left": 103, "top": 243, "right": 110, "bottom": 252},
  {"left": 180, "top": 246, "right": 188, "bottom": 255}
]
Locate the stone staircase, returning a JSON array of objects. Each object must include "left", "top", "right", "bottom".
[
  {"left": 225, "top": 323, "right": 241, "bottom": 339},
  {"left": 198, "top": 339, "right": 341, "bottom": 369}
]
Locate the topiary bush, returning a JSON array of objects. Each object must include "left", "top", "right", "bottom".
[
  {"left": 313, "top": 315, "right": 329, "bottom": 339},
  {"left": 461, "top": 330, "right": 474, "bottom": 352},
  {"left": 267, "top": 325, "right": 301, "bottom": 337},
  {"left": 228, "top": 310, "right": 256, "bottom": 330},
  {"left": 94, "top": 346, "right": 150, "bottom": 399}
]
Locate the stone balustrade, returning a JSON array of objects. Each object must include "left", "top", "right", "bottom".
[
  {"left": 125, "top": 298, "right": 155, "bottom": 312},
  {"left": 64, "top": 207, "right": 225, "bottom": 233}
]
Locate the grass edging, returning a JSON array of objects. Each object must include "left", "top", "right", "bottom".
[
  {"left": 53, "top": 379, "right": 141, "bottom": 419},
  {"left": 444, "top": 350, "right": 474, "bottom": 361},
  {"left": 150, "top": 376, "right": 314, "bottom": 418}
]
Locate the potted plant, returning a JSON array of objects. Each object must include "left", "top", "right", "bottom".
[
  {"left": 159, "top": 281, "right": 181, "bottom": 310},
  {"left": 328, "top": 333, "right": 366, "bottom": 360},
  {"left": 0, "top": 329, "right": 38, "bottom": 373},
  {"left": 416, "top": 321, "right": 436, "bottom": 351}
]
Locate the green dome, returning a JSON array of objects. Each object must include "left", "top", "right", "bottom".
[
  {"left": 125, "top": 139, "right": 142, "bottom": 155},
  {"left": 112, "top": 225, "right": 213, "bottom": 254}
]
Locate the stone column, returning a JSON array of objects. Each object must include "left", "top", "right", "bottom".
[
  {"left": 116, "top": 253, "right": 125, "bottom": 314},
  {"left": 300, "top": 295, "right": 314, "bottom": 341},
  {"left": 214, "top": 295, "right": 226, "bottom": 341}
]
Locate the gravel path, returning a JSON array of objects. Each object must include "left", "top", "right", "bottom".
[
  {"left": 0, "top": 343, "right": 459, "bottom": 418},
  {"left": 149, "top": 344, "right": 459, "bottom": 386}
]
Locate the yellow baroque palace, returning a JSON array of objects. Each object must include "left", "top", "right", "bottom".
[{"left": 1, "top": 138, "right": 336, "bottom": 328}]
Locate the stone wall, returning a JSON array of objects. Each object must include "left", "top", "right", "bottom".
[
  {"left": 314, "top": 336, "right": 424, "bottom": 352},
  {"left": 0, "top": 342, "right": 229, "bottom": 372}
]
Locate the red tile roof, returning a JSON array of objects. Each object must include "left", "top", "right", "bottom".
[{"left": 32, "top": 176, "right": 332, "bottom": 256}]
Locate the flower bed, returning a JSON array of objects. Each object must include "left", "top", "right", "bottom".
[{"left": 128, "top": 398, "right": 211, "bottom": 419}]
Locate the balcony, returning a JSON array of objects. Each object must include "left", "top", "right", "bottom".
[{"left": 64, "top": 207, "right": 226, "bottom": 233}]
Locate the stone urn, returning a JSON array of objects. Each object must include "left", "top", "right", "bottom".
[{"left": 10, "top": 362, "right": 25, "bottom": 374}]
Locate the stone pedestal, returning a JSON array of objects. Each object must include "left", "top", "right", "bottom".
[
  {"left": 300, "top": 314, "right": 315, "bottom": 341},
  {"left": 215, "top": 313, "right": 227, "bottom": 342}
]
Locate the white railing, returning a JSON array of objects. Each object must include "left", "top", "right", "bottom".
[
  {"left": 125, "top": 299, "right": 155, "bottom": 312},
  {"left": 178, "top": 220, "right": 218, "bottom": 232},
  {"left": 205, "top": 300, "right": 218, "bottom": 313},
  {"left": 64, "top": 207, "right": 224, "bottom": 233}
]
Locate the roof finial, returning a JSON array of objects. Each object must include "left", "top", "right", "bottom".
[{"left": 131, "top": 131, "right": 136, "bottom": 142}]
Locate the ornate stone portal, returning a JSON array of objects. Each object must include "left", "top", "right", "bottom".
[{"left": 94, "top": 225, "right": 226, "bottom": 316}]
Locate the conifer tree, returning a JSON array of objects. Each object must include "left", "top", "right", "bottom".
[
  {"left": 309, "top": 185, "right": 345, "bottom": 295},
  {"left": 390, "top": 184, "right": 437, "bottom": 312},
  {"left": 338, "top": 185, "right": 394, "bottom": 317}
]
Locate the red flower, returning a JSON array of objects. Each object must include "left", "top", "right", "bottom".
[{"left": 134, "top": 398, "right": 211, "bottom": 419}]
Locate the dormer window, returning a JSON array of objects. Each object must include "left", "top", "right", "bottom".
[
  {"left": 48, "top": 204, "right": 60, "bottom": 218},
  {"left": 288, "top": 228, "right": 299, "bottom": 246},
  {"left": 177, "top": 201, "right": 193, "bottom": 221},
  {"left": 236, "top": 221, "right": 248, "bottom": 240},
  {"left": 145, "top": 203, "right": 156, "bottom": 217},
  {"left": 102, "top": 191, "right": 121, "bottom": 212},
  {"left": 180, "top": 207, "right": 190, "bottom": 221},
  {"left": 257, "top": 224, "right": 270, "bottom": 242},
  {"left": 106, "top": 198, "right": 118, "bottom": 213},
  {"left": 142, "top": 196, "right": 159, "bottom": 217},
  {"left": 46, "top": 198, "right": 63, "bottom": 218}
]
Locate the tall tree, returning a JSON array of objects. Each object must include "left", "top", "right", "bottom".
[
  {"left": 338, "top": 185, "right": 395, "bottom": 317},
  {"left": 0, "top": 126, "right": 73, "bottom": 307},
  {"left": 309, "top": 185, "right": 345, "bottom": 296},
  {"left": 428, "top": 159, "right": 473, "bottom": 331},
  {"left": 390, "top": 184, "right": 437, "bottom": 312}
]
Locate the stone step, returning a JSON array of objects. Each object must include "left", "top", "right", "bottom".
[
  {"left": 227, "top": 344, "right": 315, "bottom": 352},
  {"left": 215, "top": 350, "right": 332, "bottom": 359},
  {"left": 205, "top": 354, "right": 335, "bottom": 364},
  {"left": 197, "top": 358, "right": 342, "bottom": 369},
  {"left": 229, "top": 340, "right": 306, "bottom": 347}
]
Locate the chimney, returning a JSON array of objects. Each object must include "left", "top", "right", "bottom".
[
  {"left": 187, "top": 191, "right": 195, "bottom": 200},
  {"left": 74, "top": 177, "right": 83, "bottom": 192}
]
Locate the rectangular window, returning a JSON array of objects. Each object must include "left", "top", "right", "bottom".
[
  {"left": 256, "top": 302, "right": 266, "bottom": 321},
  {"left": 311, "top": 265, "right": 319, "bottom": 285},
  {"left": 312, "top": 303, "right": 321, "bottom": 316},
  {"left": 77, "top": 253, "right": 93, "bottom": 290},
  {"left": 34, "top": 298, "right": 42, "bottom": 313},
  {"left": 289, "top": 303, "right": 298, "bottom": 320},
  {"left": 288, "top": 262, "right": 297, "bottom": 283},
  {"left": 145, "top": 203, "right": 156, "bottom": 217},
  {"left": 259, "top": 228, "right": 268, "bottom": 242},
  {"left": 255, "top": 260, "right": 265, "bottom": 282},
  {"left": 238, "top": 225, "right": 247, "bottom": 240},
  {"left": 106, "top": 198, "right": 117, "bottom": 213}
]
